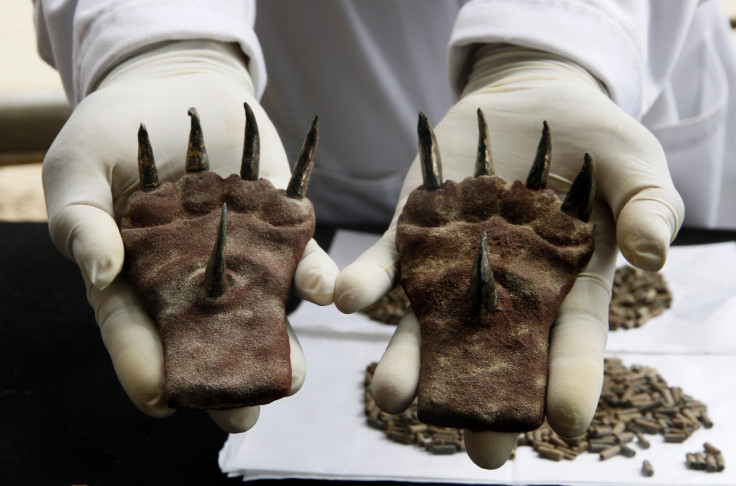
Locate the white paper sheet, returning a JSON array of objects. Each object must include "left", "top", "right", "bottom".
[{"left": 219, "top": 231, "right": 736, "bottom": 485}]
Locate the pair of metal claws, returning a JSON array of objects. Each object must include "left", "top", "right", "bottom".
[
  {"left": 134, "top": 106, "right": 596, "bottom": 309},
  {"left": 134, "top": 103, "right": 319, "bottom": 299},
  {"left": 415, "top": 110, "right": 596, "bottom": 317}
]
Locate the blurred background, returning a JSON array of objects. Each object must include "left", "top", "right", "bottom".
[
  {"left": 0, "top": 1, "right": 69, "bottom": 221},
  {"left": 2, "top": 1, "right": 736, "bottom": 222}
]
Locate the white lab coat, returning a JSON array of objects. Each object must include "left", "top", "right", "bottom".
[{"left": 34, "top": 0, "right": 736, "bottom": 229}]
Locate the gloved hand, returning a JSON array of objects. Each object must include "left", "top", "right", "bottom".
[
  {"left": 42, "top": 40, "right": 338, "bottom": 433},
  {"left": 335, "top": 45, "right": 684, "bottom": 468}
]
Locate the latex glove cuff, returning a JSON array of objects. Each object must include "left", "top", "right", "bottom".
[
  {"left": 461, "top": 44, "right": 608, "bottom": 99},
  {"left": 97, "top": 39, "right": 256, "bottom": 97}
]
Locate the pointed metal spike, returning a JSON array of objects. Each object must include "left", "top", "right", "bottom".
[
  {"left": 286, "top": 115, "right": 319, "bottom": 198},
  {"left": 240, "top": 102, "right": 260, "bottom": 180},
  {"left": 205, "top": 203, "right": 228, "bottom": 298},
  {"left": 418, "top": 112, "right": 442, "bottom": 189},
  {"left": 137, "top": 123, "right": 160, "bottom": 191},
  {"left": 185, "top": 107, "right": 210, "bottom": 172},
  {"left": 561, "top": 153, "right": 596, "bottom": 222},
  {"left": 474, "top": 108, "right": 494, "bottom": 177},
  {"left": 525, "top": 121, "right": 551, "bottom": 190},
  {"left": 466, "top": 232, "right": 497, "bottom": 316}
]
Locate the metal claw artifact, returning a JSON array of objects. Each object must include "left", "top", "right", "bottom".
[
  {"left": 121, "top": 106, "right": 318, "bottom": 410},
  {"left": 396, "top": 111, "right": 596, "bottom": 432}
]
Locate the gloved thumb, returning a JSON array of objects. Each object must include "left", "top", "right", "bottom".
[
  {"left": 334, "top": 228, "right": 399, "bottom": 313},
  {"left": 42, "top": 101, "right": 129, "bottom": 291},
  {"left": 615, "top": 188, "right": 683, "bottom": 271},
  {"left": 48, "top": 203, "right": 124, "bottom": 291},
  {"left": 294, "top": 239, "right": 339, "bottom": 306}
]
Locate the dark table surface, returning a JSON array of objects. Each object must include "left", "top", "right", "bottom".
[{"left": 1, "top": 222, "right": 734, "bottom": 485}]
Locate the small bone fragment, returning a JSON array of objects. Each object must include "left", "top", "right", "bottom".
[
  {"left": 599, "top": 445, "right": 621, "bottom": 460},
  {"left": 704, "top": 442, "right": 722, "bottom": 455}
]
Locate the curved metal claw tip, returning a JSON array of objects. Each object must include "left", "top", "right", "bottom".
[
  {"left": 205, "top": 203, "right": 228, "bottom": 298},
  {"left": 137, "top": 123, "right": 160, "bottom": 191},
  {"left": 417, "top": 111, "right": 443, "bottom": 189},
  {"left": 286, "top": 115, "right": 319, "bottom": 198},
  {"left": 241, "top": 102, "right": 260, "bottom": 180},
  {"left": 185, "top": 107, "right": 210, "bottom": 172},
  {"left": 466, "top": 231, "right": 497, "bottom": 316},
  {"left": 474, "top": 108, "right": 494, "bottom": 177},
  {"left": 525, "top": 120, "right": 551, "bottom": 190},
  {"left": 561, "top": 153, "right": 596, "bottom": 222}
]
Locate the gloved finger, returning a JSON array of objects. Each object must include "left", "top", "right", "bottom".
[
  {"left": 294, "top": 238, "right": 338, "bottom": 306},
  {"left": 615, "top": 188, "right": 684, "bottom": 271},
  {"left": 208, "top": 407, "right": 260, "bottom": 434},
  {"left": 546, "top": 273, "right": 610, "bottom": 437},
  {"left": 591, "top": 123, "right": 684, "bottom": 272},
  {"left": 285, "top": 317, "right": 307, "bottom": 395},
  {"left": 546, "top": 206, "right": 617, "bottom": 437},
  {"left": 87, "top": 276, "right": 174, "bottom": 418},
  {"left": 370, "top": 310, "right": 421, "bottom": 414},
  {"left": 334, "top": 228, "right": 399, "bottom": 313},
  {"left": 41, "top": 96, "right": 133, "bottom": 291},
  {"left": 463, "top": 430, "right": 518, "bottom": 470}
]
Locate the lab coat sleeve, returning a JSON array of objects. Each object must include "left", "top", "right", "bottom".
[
  {"left": 33, "top": 0, "right": 265, "bottom": 106},
  {"left": 448, "top": 0, "right": 702, "bottom": 120}
]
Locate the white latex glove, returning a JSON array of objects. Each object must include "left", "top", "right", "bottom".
[
  {"left": 335, "top": 45, "right": 684, "bottom": 468},
  {"left": 42, "top": 40, "right": 338, "bottom": 433}
]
